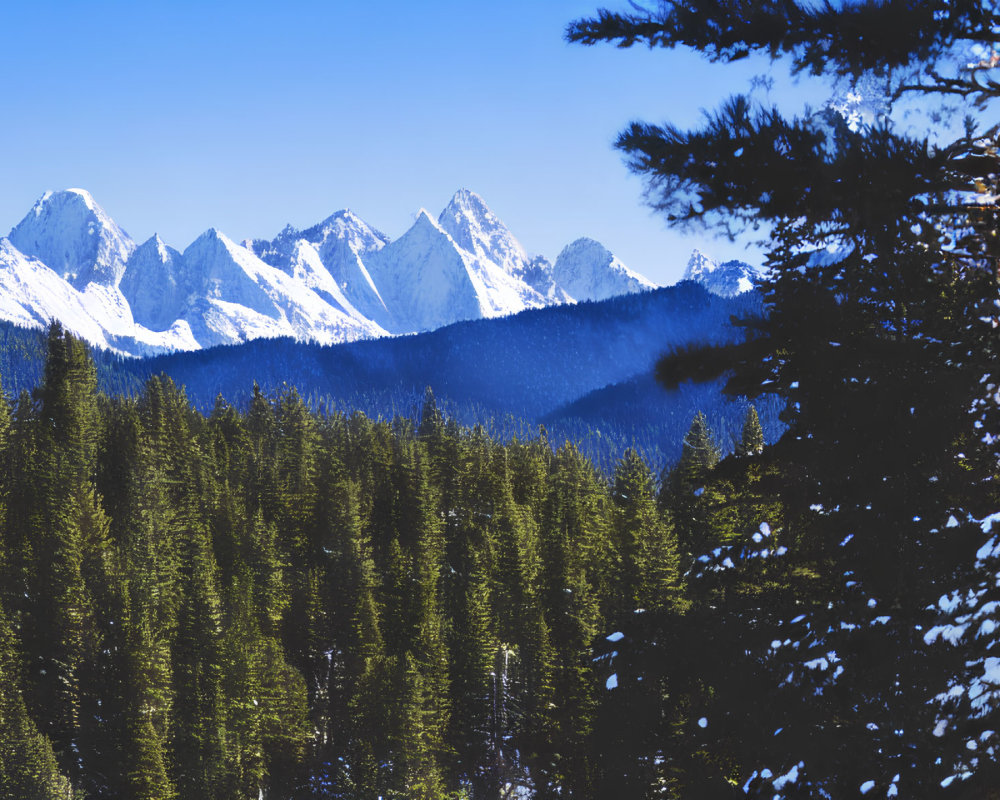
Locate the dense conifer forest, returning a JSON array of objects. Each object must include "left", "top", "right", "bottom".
[{"left": 0, "top": 325, "right": 788, "bottom": 800}]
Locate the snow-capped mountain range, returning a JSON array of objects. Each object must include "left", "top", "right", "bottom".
[{"left": 0, "top": 188, "right": 756, "bottom": 356}]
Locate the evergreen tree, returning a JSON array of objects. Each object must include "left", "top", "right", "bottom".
[
  {"left": 737, "top": 405, "right": 764, "bottom": 458},
  {"left": 569, "top": 1, "right": 1000, "bottom": 793},
  {"left": 21, "top": 324, "right": 105, "bottom": 781},
  {"left": 342, "top": 510, "right": 393, "bottom": 799},
  {"left": 0, "top": 598, "right": 73, "bottom": 800},
  {"left": 612, "top": 449, "right": 684, "bottom": 616},
  {"left": 536, "top": 443, "right": 611, "bottom": 798},
  {"left": 662, "top": 411, "right": 723, "bottom": 557}
]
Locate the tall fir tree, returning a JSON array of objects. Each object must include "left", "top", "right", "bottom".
[
  {"left": 612, "top": 448, "right": 684, "bottom": 616},
  {"left": 662, "top": 411, "right": 723, "bottom": 558},
  {"left": 737, "top": 405, "right": 764, "bottom": 458}
]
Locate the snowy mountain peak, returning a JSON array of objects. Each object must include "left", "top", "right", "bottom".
[
  {"left": 299, "top": 209, "right": 390, "bottom": 252},
  {"left": 683, "top": 248, "right": 758, "bottom": 297},
  {"left": 443, "top": 188, "right": 496, "bottom": 223},
  {"left": 62, "top": 187, "right": 99, "bottom": 209},
  {"left": 199, "top": 226, "right": 225, "bottom": 243},
  {"left": 183, "top": 228, "right": 265, "bottom": 282},
  {"left": 363, "top": 206, "right": 498, "bottom": 333},
  {"left": 136, "top": 233, "right": 177, "bottom": 259},
  {"left": 0, "top": 187, "right": 675, "bottom": 356},
  {"left": 10, "top": 189, "right": 135, "bottom": 289},
  {"left": 684, "top": 249, "right": 717, "bottom": 280},
  {"left": 552, "top": 238, "right": 657, "bottom": 303},
  {"left": 145, "top": 234, "right": 174, "bottom": 261},
  {"left": 438, "top": 189, "right": 548, "bottom": 307},
  {"left": 414, "top": 208, "right": 438, "bottom": 226},
  {"left": 121, "top": 235, "right": 187, "bottom": 332}
]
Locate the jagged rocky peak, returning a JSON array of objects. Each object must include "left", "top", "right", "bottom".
[
  {"left": 437, "top": 188, "right": 530, "bottom": 277},
  {"left": 301, "top": 209, "right": 390, "bottom": 253},
  {"left": 251, "top": 209, "right": 389, "bottom": 262},
  {"left": 552, "top": 237, "right": 657, "bottom": 303},
  {"left": 438, "top": 189, "right": 510, "bottom": 239},
  {"left": 9, "top": 189, "right": 135, "bottom": 289},
  {"left": 177, "top": 228, "right": 279, "bottom": 316},
  {"left": 364, "top": 207, "right": 491, "bottom": 333},
  {"left": 684, "top": 248, "right": 717, "bottom": 280},
  {"left": 683, "top": 248, "right": 758, "bottom": 298},
  {"left": 185, "top": 226, "right": 249, "bottom": 264},
  {"left": 120, "top": 235, "right": 187, "bottom": 331},
  {"left": 250, "top": 208, "right": 393, "bottom": 329}
]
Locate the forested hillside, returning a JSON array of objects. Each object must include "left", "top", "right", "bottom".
[
  {"left": 0, "top": 326, "right": 783, "bottom": 800},
  {"left": 0, "top": 282, "right": 780, "bottom": 472},
  {"left": 108, "top": 281, "right": 753, "bottom": 416}
]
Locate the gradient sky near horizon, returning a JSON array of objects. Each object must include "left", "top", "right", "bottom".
[{"left": 0, "top": 1, "right": 835, "bottom": 284}]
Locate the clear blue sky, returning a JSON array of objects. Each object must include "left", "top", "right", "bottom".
[{"left": 0, "top": 1, "right": 831, "bottom": 284}]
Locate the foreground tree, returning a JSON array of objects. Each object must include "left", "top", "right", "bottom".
[
  {"left": 570, "top": 1, "right": 999, "bottom": 795},
  {"left": 0, "top": 599, "right": 73, "bottom": 800}
]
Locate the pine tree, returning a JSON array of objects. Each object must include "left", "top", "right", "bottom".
[
  {"left": 21, "top": 325, "right": 105, "bottom": 781},
  {"left": 170, "top": 523, "right": 226, "bottom": 800},
  {"left": 342, "top": 509, "right": 393, "bottom": 799},
  {"left": 536, "top": 443, "right": 611, "bottom": 798}
]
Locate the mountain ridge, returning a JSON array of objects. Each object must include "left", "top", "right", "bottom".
[{"left": 0, "top": 188, "right": 756, "bottom": 356}]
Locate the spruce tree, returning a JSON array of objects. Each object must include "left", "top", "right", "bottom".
[
  {"left": 23, "top": 324, "right": 104, "bottom": 779},
  {"left": 537, "top": 443, "right": 611, "bottom": 798},
  {"left": 170, "top": 522, "right": 226, "bottom": 800}
]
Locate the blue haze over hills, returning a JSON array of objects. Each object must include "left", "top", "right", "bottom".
[{"left": 0, "top": 282, "right": 779, "bottom": 473}]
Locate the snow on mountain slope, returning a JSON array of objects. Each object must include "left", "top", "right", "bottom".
[
  {"left": 552, "top": 237, "right": 658, "bottom": 302},
  {"left": 0, "top": 238, "right": 117, "bottom": 346},
  {"left": 121, "top": 235, "right": 188, "bottom": 331},
  {"left": 0, "top": 187, "right": 682, "bottom": 355},
  {"left": 177, "top": 229, "right": 387, "bottom": 348},
  {"left": 519, "top": 255, "right": 574, "bottom": 303},
  {"left": 438, "top": 189, "right": 525, "bottom": 269},
  {"left": 0, "top": 238, "right": 196, "bottom": 355},
  {"left": 250, "top": 211, "right": 392, "bottom": 330},
  {"left": 683, "top": 249, "right": 758, "bottom": 297},
  {"left": 9, "top": 189, "right": 135, "bottom": 289},
  {"left": 438, "top": 188, "right": 564, "bottom": 310},
  {"left": 363, "top": 210, "right": 494, "bottom": 333}
]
